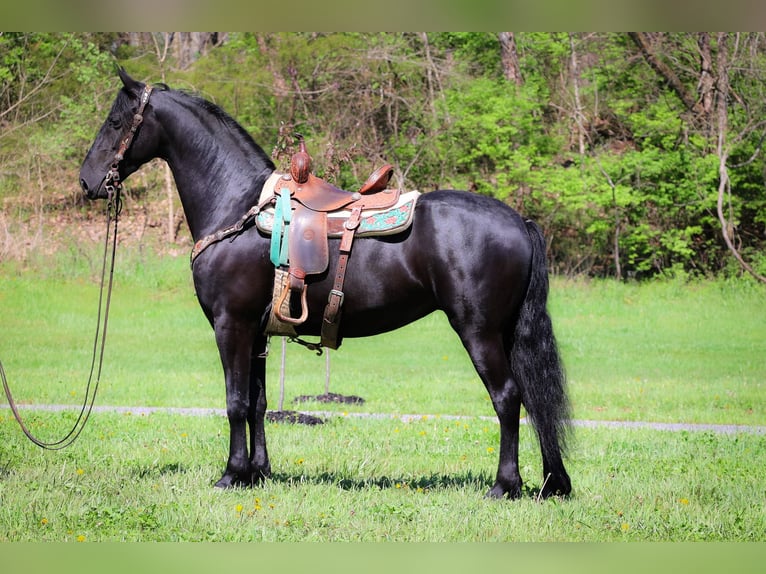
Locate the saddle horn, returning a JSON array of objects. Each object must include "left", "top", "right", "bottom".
[{"left": 290, "top": 135, "right": 311, "bottom": 184}]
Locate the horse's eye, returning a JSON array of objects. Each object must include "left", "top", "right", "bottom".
[{"left": 108, "top": 117, "right": 122, "bottom": 130}]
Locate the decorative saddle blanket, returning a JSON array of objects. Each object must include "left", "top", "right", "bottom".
[{"left": 254, "top": 176, "right": 420, "bottom": 239}]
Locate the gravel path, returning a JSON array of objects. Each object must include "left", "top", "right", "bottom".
[{"left": 2, "top": 403, "right": 764, "bottom": 435}]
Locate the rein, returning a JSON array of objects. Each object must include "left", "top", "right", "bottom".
[
  {"left": 1, "top": 196, "right": 121, "bottom": 449},
  {"left": 0, "top": 85, "right": 152, "bottom": 450},
  {"left": 190, "top": 171, "right": 282, "bottom": 266}
]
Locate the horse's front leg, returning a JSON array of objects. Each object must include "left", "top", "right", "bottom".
[
  {"left": 213, "top": 317, "right": 259, "bottom": 488},
  {"left": 247, "top": 335, "right": 271, "bottom": 480}
]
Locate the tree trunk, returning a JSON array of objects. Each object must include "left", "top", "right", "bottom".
[
  {"left": 257, "top": 34, "right": 289, "bottom": 97},
  {"left": 174, "top": 32, "right": 214, "bottom": 69},
  {"left": 628, "top": 32, "right": 702, "bottom": 116},
  {"left": 498, "top": 32, "right": 523, "bottom": 85},
  {"left": 597, "top": 161, "right": 622, "bottom": 280},
  {"left": 569, "top": 33, "right": 587, "bottom": 156},
  {"left": 420, "top": 32, "right": 442, "bottom": 121},
  {"left": 697, "top": 32, "right": 715, "bottom": 118},
  {"left": 714, "top": 33, "right": 766, "bottom": 284}
]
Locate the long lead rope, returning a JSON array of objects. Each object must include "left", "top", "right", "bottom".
[
  {"left": 0, "top": 194, "right": 122, "bottom": 450},
  {"left": 1, "top": 83, "right": 151, "bottom": 449}
]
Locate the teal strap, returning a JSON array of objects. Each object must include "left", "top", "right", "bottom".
[
  {"left": 279, "top": 188, "right": 291, "bottom": 265},
  {"left": 270, "top": 187, "right": 292, "bottom": 267},
  {"left": 269, "top": 198, "right": 282, "bottom": 266}
]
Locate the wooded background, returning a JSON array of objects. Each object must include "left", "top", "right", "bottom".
[{"left": 1, "top": 32, "right": 765, "bottom": 280}]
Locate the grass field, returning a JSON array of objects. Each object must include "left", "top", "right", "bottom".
[
  {"left": 1, "top": 248, "right": 765, "bottom": 541},
  {"left": 1, "top": 411, "right": 764, "bottom": 542}
]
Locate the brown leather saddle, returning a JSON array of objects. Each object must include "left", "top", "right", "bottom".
[{"left": 268, "top": 138, "right": 401, "bottom": 349}]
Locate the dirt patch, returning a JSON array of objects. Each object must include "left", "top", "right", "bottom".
[
  {"left": 293, "top": 392, "right": 366, "bottom": 405},
  {"left": 2, "top": 174, "right": 194, "bottom": 263},
  {"left": 266, "top": 410, "right": 325, "bottom": 425}
]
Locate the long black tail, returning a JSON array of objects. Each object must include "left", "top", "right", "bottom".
[{"left": 511, "top": 219, "right": 571, "bottom": 465}]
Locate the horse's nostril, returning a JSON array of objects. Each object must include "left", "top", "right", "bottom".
[{"left": 80, "top": 178, "right": 89, "bottom": 192}]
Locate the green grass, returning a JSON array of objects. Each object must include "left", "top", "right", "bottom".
[
  {"left": 1, "top": 250, "right": 763, "bottom": 424},
  {"left": 1, "top": 248, "right": 765, "bottom": 541},
  {"left": 550, "top": 278, "right": 766, "bottom": 425},
  {"left": 1, "top": 411, "right": 764, "bottom": 541}
]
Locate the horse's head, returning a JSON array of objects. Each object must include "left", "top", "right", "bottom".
[{"left": 79, "top": 68, "right": 160, "bottom": 199}]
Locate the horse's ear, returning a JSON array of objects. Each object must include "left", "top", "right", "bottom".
[{"left": 117, "top": 67, "right": 142, "bottom": 96}]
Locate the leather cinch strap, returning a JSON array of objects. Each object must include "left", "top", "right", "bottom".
[{"left": 321, "top": 205, "right": 362, "bottom": 349}]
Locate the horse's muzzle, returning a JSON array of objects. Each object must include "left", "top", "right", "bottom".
[{"left": 80, "top": 177, "right": 108, "bottom": 200}]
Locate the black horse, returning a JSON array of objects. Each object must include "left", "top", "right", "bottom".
[{"left": 79, "top": 69, "right": 571, "bottom": 499}]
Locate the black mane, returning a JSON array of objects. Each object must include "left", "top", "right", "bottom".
[{"left": 165, "top": 86, "right": 276, "bottom": 171}]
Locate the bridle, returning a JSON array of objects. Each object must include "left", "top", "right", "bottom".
[
  {"left": 104, "top": 84, "right": 154, "bottom": 200},
  {"left": 0, "top": 84, "right": 153, "bottom": 450}
]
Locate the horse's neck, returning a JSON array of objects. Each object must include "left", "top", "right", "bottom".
[{"left": 158, "top": 96, "right": 271, "bottom": 240}]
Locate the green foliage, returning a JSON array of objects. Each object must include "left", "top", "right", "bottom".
[
  {"left": 56, "top": 41, "right": 115, "bottom": 159},
  {"left": 2, "top": 32, "right": 765, "bottom": 279},
  {"left": 438, "top": 78, "right": 553, "bottom": 199},
  {"left": 431, "top": 32, "right": 503, "bottom": 76},
  {"left": 0, "top": 33, "right": 116, "bottom": 207}
]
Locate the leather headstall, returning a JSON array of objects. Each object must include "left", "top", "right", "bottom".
[{"left": 104, "top": 84, "right": 153, "bottom": 200}]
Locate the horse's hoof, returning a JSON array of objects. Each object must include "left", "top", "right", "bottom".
[
  {"left": 214, "top": 470, "right": 253, "bottom": 489},
  {"left": 485, "top": 482, "right": 522, "bottom": 500},
  {"left": 214, "top": 468, "right": 270, "bottom": 489},
  {"left": 538, "top": 474, "right": 572, "bottom": 499},
  {"left": 538, "top": 485, "right": 572, "bottom": 498},
  {"left": 214, "top": 473, "right": 240, "bottom": 489},
  {"left": 252, "top": 464, "right": 271, "bottom": 481}
]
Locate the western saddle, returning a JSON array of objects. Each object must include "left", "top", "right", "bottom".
[{"left": 265, "top": 137, "right": 403, "bottom": 350}]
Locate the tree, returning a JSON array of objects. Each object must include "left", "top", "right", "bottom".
[
  {"left": 628, "top": 32, "right": 704, "bottom": 118},
  {"left": 714, "top": 33, "right": 766, "bottom": 284},
  {"left": 2, "top": 32, "right": 765, "bottom": 279},
  {"left": 498, "top": 32, "right": 522, "bottom": 85},
  {"left": 0, "top": 33, "right": 69, "bottom": 138}
]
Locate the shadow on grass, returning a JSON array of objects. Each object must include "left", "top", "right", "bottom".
[
  {"left": 0, "top": 459, "right": 12, "bottom": 479},
  {"left": 130, "top": 462, "right": 189, "bottom": 479},
  {"left": 266, "top": 469, "right": 547, "bottom": 500},
  {"left": 123, "top": 461, "right": 554, "bottom": 500}
]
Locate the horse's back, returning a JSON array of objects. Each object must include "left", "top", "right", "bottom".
[
  {"left": 413, "top": 190, "right": 531, "bottom": 251},
  {"left": 302, "top": 189, "right": 534, "bottom": 337},
  {"left": 194, "top": 188, "right": 534, "bottom": 338}
]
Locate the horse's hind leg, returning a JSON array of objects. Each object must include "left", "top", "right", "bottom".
[
  {"left": 247, "top": 335, "right": 271, "bottom": 480},
  {"left": 461, "top": 333, "right": 524, "bottom": 499}
]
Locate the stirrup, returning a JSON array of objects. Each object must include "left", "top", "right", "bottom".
[{"left": 274, "top": 284, "right": 309, "bottom": 325}]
